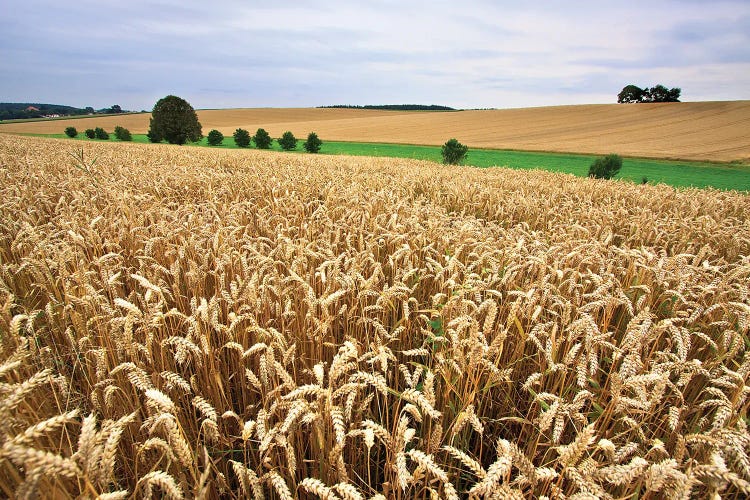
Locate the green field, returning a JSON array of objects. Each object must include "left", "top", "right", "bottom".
[{"left": 33, "top": 133, "right": 750, "bottom": 191}]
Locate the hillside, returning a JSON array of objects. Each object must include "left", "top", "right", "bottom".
[{"left": 2, "top": 101, "right": 749, "bottom": 162}]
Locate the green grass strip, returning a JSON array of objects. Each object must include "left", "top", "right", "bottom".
[{"left": 31, "top": 133, "right": 750, "bottom": 191}]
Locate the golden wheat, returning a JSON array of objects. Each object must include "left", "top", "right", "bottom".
[{"left": 1, "top": 135, "right": 749, "bottom": 498}]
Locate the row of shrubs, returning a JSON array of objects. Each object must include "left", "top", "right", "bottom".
[
  {"left": 206, "top": 128, "right": 323, "bottom": 153},
  {"left": 65, "top": 126, "right": 132, "bottom": 141}
]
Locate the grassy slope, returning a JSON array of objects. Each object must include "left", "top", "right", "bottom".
[{"left": 42, "top": 133, "right": 750, "bottom": 191}]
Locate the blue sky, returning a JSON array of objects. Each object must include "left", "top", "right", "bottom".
[{"left": 1, "top": 0, "right": 749, "bottom": 110}]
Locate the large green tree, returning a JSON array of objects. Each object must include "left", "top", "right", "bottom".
[{"left": 148, "top": 95, "right": 202, "bottom": 145}]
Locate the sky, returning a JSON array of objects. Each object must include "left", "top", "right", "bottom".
[{"left": 2, "top": 0, "right": 749, "bottom": 110}]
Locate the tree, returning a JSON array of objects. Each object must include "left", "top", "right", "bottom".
[
  {"left": 278, "top": 131, "right": 297, "bottom": 151},
  {"left": 85, "top": 128, "right": 95, "bottom": 139},
  {"left": 441, "top": 138, "right": 468, "bottom": 165},
  {"left": 207, "top": 129, "right": 224, "bottom": 146},
  {"left": 114, "top": 126, "right": 132, "bottom": 141},
  {"left": 588, "top": 154, "right": 622, "bottom": 179},
  {"left": 253, "top": 128, "right": 273, "bottom": 149},
  {"left": 148, "top": 95, "right": 202, "bottom": 145},
  {"left": 94, "top": 127, "right": 109, "bottom": 140},
  {"left": 303, "top": 132, "right": 322, "bottom": 153},
  {"left": 618, "top": 84, "right": 681, "bottom": 103},
  {"left": 617, "top": 85, "right": 645, "bottom": 103},
  {"left": 64, "top": 127, "right": 78, "bottom": 138},
  {"left": 644, "top": 85, "right": 681, "bottom": 103},
  {"left": 233, "top": 128, "right": 251, "bottom": 148}
]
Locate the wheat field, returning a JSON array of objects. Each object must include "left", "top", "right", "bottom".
[
  {"left": 2, "top": 101, "right": 749, "bottom": 162},
  {"left": 1, "top": 135, "right": 750, "bottom": 498}
]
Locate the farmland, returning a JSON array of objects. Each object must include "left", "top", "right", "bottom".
[
  {"left": 2, "top": 101, "right": 749, "bottom": 163},
  {"left": 2, "top": 134, "right": 750, "bottom": 498}
]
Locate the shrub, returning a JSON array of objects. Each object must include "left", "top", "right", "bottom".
[
  {"left": 588, "top": 154, "right": 623, "bottom": 179},
  {"left": 207, "top": 129, "right": 224, "bottom": 146},
  {"left": 148, "top": 95, "right": 202, "bottom": 145},
  {"left": 253, "top": 128, "right": 273, "bottom": 149},
  {"left": 114, "top": 126, "right": 132, "bottom": 141},
  {"left": 441, "top": 138, "right": 468, "bottom": 165},
  {"left": 94, "top": 127, "right": 109, "bottom": 140},
  {"left": 64, "top": 127, "right": 78, "bottom": 138},
  {"left": 278, "top": 131, "right": 297, "bottom": 151},
  {"left": 146, "top": 129, "right": 162, "bottom": 143},
  {"left": 233, "top": 128, "right": 251, "bottom": 148},
  {"left": 84, "top": 128, "right": 96, "bottom": 139},
  {"left": 303, "top": 132, "right": 322, "bottom": 153}
]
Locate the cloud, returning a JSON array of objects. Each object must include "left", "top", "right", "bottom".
[{"left": 1, "top": 0, "right": 748, "bottom": 109}]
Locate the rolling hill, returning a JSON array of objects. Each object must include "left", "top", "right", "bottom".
[{"left": 2, "top": 101, "right": 748, "bottom": 162}]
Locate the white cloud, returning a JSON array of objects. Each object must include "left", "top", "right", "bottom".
[{"left": 0, "top": 0, "right": 748, "bottom": 109}]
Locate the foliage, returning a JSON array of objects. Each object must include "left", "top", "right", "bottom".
[
  {"left": 233, "top": 128, "right": 251, "bottom": 148},
  {"left": 94, "top": 127, "right": 109, "bottom": 140},
  {"left": 319, "top": 104, "right": 456, "bottom": 111},
  {"left": 278, "top": 131, "right": 298, "bottom": 151},
  {"left": 441, "top": 138, "right": 468, "bottom": 164},
  {"left": 618, "top": 84, "right": 681, "bottom": 103},
  {"left": 207, "top": 129, "right": 224, "bottom": 146},
  {"left": 114, "top": 126, "right": 132, "bottom": 141},
  {"left": 147, "top": 95, "right": 202, "bottom": 145},
  {"left": 303, "top": 132, "right": 322, "bottom": 153},
  {"left": 588, "top": 153, "right": 623, "bottom": 179},
  {"left": 146, "top": 129, "right": 162, "bottom": 143},
  {"left": 617, "top": 85, "right": 645, "bottom": 103},
  {"left": 253, "top": 128, "right": 273, "bottom": 149},
  {"left": 64, "top": 126, "right": 78, "bottom": 138},
  {"left": 84, "top": 128, "right": 95, "bottom": 139}
]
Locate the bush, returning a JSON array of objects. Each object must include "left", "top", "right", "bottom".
[
  {"left": 233, "top": 128, "right": 251, "bottom": 148},
  {"left": 94, "top": 127, "right": 109, "bottom": 140},
  {"left": 207, "top": 129, "right": 224, "bottom": 146},
  {"left": 64, "top": 127, "right": 78, "bottom": 138},
  {"left": 253, "top": 128, "right": 273, "bottom": 149},
  {"left": 441, "top": 138, "right": 468, "bottom": 165},
  {"left": 146, "top": 129, "right": 162, "bottom": 143},
  {"left": 85, "top": 129, "right": 96, "bottom": 139},
  {"left": 148, "top": 95, "right": 202, "bottom": 145},
  {"left": 588, "top": 154, "right": 623, "bottom": 179},
  {"left": 303, "top": 132, "right": 322, "bottom": 153},
  {"left": 114, "top": 126, "right": 132, "bottom": 141},
  {"left": 278, "top": 131, "right": 297, "bottom": 151}
]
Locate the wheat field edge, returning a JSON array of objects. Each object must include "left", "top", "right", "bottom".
[{"left": 1, "top": 135, "right": 750, "bottom": 499}]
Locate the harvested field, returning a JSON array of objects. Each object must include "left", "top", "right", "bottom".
[
  {"left": 2, "top": 101, "right": 749, "bottom": 162},
  {"left": 2, "top": 135, "right": 750, "bottom": 498}
]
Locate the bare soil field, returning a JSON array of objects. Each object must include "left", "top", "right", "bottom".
[{"left": 2, "top": 101, "right": 749, "bottom": 162}]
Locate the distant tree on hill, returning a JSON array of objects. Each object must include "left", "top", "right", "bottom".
[
  {"left": 253, "top": 128, "right": 273, "bottom": 149},
  {"left": 643, "top": 85, "right": 681, "bottom": 103},
  {"left": 85, "top": 128, "right": 95, "bottom": 139},
  {"left": 64, "top": 127, "right": 78, "bottom": 138},
  {"left": 303, "top": 132, "right": 322, "bottom": 153},
  {"left": 114, "top": 126, "right": 132, "bottom": 141},
  {"left": 148, "top": 95, "right": 202, "bottom": 145},
  {"left": 441, "top": 138, "right": 468, "bottom": 165},
  {"left": 207, "top": 129, "right": 224, "bottom": 146},
  {"left": 94, "top": 127, "right": 109, "bottom": 140},
  {"left": 617, "top": 85, "right": 645, "bottom": 103},
  {"left": 588, "top": 154, "right": 622, "bottom": 179},
  {"left": 618, "top": 84, "right": 680, "bottom": 103},
  {"left": 278, "top": 131, "right": 297, "bottom": 151},
  {"left": 233, "top": 128, "right": 251, "bottom": 148}
]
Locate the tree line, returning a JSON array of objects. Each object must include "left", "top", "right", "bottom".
[
  {"left": 319, "top": 104, "right": 456, "bottom": 111},
  {"left": 617, "top": 84, "right": 681, "bottom": 103}
]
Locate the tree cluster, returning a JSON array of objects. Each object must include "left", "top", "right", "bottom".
[
  {"left": 617, "top": 84, "right": 681, "bottom": 103},
  {"left": 147, "top": 95, "right": 202, "bottom": 145}
]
